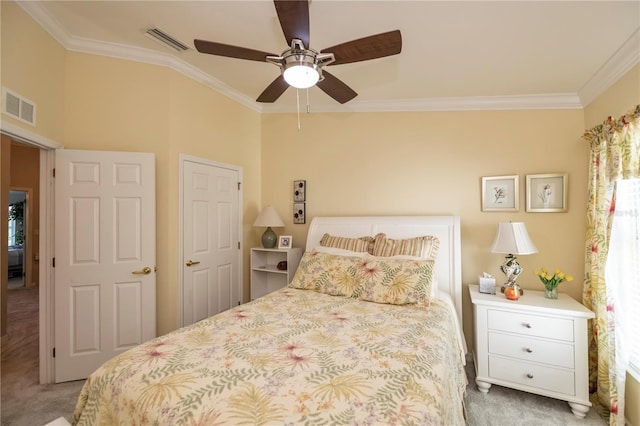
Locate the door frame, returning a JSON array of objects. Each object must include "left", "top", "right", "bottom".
[
  {"left": 178, "top": 154, "right": 243, "bottom": 328},
  {"left": 1, "top": 120, "right": 61, "bottom": 384}
]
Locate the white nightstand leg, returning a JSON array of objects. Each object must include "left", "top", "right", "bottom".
[
  {"left": 568, "top": 402, "right": 590, "bottom": 419},
  {"left": 475, "top": 379, "right": 492, "bottom": 394}
]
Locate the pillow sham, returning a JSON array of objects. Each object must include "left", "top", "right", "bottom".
[
  {"left": 372, "top": 233, "right": 440, "bottom": 260},
  {"left": 288, "top": 251, "right": 364, "bottom": 297},
  {"left": 312, "top": 246, "right": 368, "bottom": 257},
  {"left": 354, "top": 254, "right": 435, "bottom": 306},
  {"left": 319, "top": 233, "right": 374, "bottom": 253}
]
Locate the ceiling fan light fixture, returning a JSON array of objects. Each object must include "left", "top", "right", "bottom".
[{"left": 283, "top": 63, "right": 319, "bottom": 89}]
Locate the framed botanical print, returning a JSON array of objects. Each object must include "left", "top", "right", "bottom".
[
  {"left": 526, "top": 173, "right": 568, "bottom": 212},
  {"left": 293, "top": 180, "right": 306, "bottom": 202},
  {"left": 481, "top": 175, "right": 519, "bottom": 212}
]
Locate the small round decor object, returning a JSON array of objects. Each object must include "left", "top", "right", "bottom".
[
  {"left": 504, "top": 283, "right": 521, "bottom": 301},
  {"left": 276, "top": 261, "right": 287, "bottom": 271}
]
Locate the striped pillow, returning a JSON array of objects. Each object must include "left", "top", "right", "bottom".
[
  {"left": 372, "top": 233, "right": 440, "bottom": 260},
  {"left": 320, "top": 233, "right": 374, "bottom": 253}
]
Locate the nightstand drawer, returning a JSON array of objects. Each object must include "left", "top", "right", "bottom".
[
  {"left": 489, "top": 356, "right": 575, "bottom": 395},
  {"left": 488, "top": 332, "right": 574, "bottom": 369},
  {"left": 488, "top": 309, "right": 574, "bottom": 342}
]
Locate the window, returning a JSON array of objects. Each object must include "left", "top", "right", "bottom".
[{"left": 606, "top": 178, "right": 640, "bottom": 381}]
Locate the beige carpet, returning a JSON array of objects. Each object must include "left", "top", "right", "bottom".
[{"left": 1, "top": 287, "right": 85, "bottom": 426}]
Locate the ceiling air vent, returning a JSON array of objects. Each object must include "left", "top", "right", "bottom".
[
  {"left": 2, "top": 87, "right": 36, "bottom": 126},
  {"left": 145, "top": 27, "right": 190, "bottom": 52}
]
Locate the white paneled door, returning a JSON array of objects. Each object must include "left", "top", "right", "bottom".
[
  {"left": 182, "top": 158, "right": 241, "bottom": 326},
  {"left": 54, "top": 150, "right": 156, "bottom": 383}
]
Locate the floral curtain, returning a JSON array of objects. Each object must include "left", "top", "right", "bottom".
[{"left": 582, "top": 104, "right": 640, "bottom": 425}]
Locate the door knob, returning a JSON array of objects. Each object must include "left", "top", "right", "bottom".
[
  {"left": 132, "top": 266, "right": 152, "bottom": 275},
  {"left": 186, "top": 260, "right": 200, "bottom": 267}
]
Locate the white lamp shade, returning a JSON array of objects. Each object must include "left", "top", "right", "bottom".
[
  {"left": 253, "top": 206, "right": 285, "bottom": 227},
  {"left": 491, "top": 222, "right": 538, "bottom": 255}
]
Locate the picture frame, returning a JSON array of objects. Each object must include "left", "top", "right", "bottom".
[
  {"left": 278, "top": 235, "right": 292, "bottom": 249},
  {"left": 481, "top": 175, "right": 519, "bottom": 211},
  {"left": 293, "top": 202, "right": 305, "bottom": 224},
  {"left": 526, "top": 173, "right": 568, "bottom": 212},
  {"left": 293, "top": 180, "right": 306, "bottom": 202}
]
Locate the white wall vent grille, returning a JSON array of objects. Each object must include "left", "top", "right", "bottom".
[
  {"left": 145, "top": 27, "right": 190, "bottom": 52},
  {"left": 2, "top": 87, "right": 37, "bottom": 126}
]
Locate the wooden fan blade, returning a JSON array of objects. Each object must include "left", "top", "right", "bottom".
[
  {"left": 256, "top": 75, "right": 289, "bottom": 103},
  {"left": 194, "top": 39, "right": 275, "bottom": 62},
  {"left": 274, "top": 0, "right": 310, "bottom": 47},
  {"left": 316, "top": 71, "right": 357, "bottom": 104},
  {"left": 321, "top": 30, "right": 402, "bottom": 65}
]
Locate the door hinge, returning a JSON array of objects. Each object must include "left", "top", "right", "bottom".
[
  {"left": 53, "top": 347, "right": 55, "bottom": 358},
  {"left": 52, "top": 168, "right": 55, "bottom": 178},
  {"left": 237, "top": 182, "right": 241, "bottom": 191},
  {"left": 237, "top": 242, "right": 241, "bottom": 250},
  {"left": 52, "top": 257, "right": 55, "bottom": 268}
]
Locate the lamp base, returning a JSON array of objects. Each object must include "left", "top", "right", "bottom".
[
  {"left": 499, "top": 254, "right": 524, "bottom": 295},
  {"left": 261, "top": 227, "right": 277, "bottom": 248}
]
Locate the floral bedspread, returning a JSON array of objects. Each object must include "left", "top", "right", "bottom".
[{"left": 73, "top": 288, "right": 467, "bottom": 425}]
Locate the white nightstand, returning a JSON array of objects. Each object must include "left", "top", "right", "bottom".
[
  {"left": 250, "top": 247, "right": 302, "bottom": 300},
  {"left": 469, "top": 285, "right": 595, "bottom": 418}
]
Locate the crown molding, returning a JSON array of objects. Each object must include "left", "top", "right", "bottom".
[
  {"left": 578, "top": 28, "right": 640, "bottom": 107},
  {"left": 260, "top": 93, "right": 583, "bottom": 113},
  {"left": 18, "top": 1, "right": 638, "bottom": 114},
  {"left": 17, "top": 1, "right": 262, "bottom": 113}
]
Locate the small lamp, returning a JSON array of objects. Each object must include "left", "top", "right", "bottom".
[
  {"left": 253, "top": 206, "right": 285, "bottom": 248},
  {"left": 491, "top": 222, "right": 538, "bottom": 293}
]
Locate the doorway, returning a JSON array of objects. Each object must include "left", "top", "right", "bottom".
[{"left": 8, "top": 190, "right": 25, "bottom": 288}]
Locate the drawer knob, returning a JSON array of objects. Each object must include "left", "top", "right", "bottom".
[
  {"left": 523, "top": 322, "right": 532, "bottom": 328},
  {"left": 525, "top": 348, "right": 533, "bottom": 353},
  {"left": 526, "top": 373, "right": 534, "bottom": 379}
]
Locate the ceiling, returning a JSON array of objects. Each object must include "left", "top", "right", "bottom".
[{"left": 17, "top": 1, "right": 640, "bottom": 113}]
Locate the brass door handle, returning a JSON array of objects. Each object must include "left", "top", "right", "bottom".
[
  {"left": 186, "top": 260, "right": 200, "bottom": 267},
  {"left": 132, "top": 266, "right": 152, "bottom": 275}
]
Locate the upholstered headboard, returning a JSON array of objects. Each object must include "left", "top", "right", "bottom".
[{"left": 305, "top": 216, "right": 462, "bottom": 323}]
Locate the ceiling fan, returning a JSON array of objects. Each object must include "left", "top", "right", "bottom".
[{"left": 194, "top": 0, "right": 402, "bottom": 104}]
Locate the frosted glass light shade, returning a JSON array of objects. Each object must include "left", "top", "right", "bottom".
[
  {"left": 283, "top": 65, "right": 319, "bottom": 89},
  {"left": 491, "top": 222, "right": 538, "bottom": 255}
]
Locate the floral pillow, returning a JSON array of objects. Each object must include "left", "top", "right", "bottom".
[
  {"left": 319, "top": 233, "right": 374, "bottom": 253},
  {"left": 372, "top": 233, "right": 440, "bottom": 260},
  {"left": 288, "top": 251, "right": 364, "bottom": 297},
  {"left": 354, "top": 255, "right": 435, "bottom": 306},
  {"left": 289, "top": 251, "right": 435, "bottom": 306}
]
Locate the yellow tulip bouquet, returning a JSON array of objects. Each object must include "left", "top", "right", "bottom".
[{"left": 533, "top": 268, "right": 574, "bottom": 299}]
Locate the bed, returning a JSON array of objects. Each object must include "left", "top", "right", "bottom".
[{"left": 72, "top": 216, "right": 467, "bottom": 425}]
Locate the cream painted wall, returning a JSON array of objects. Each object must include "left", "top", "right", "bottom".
[
  {"left": 584, "top": 63, "right": 640, "bottom": 426},
  {"left": 1, "top": 1, "right": 66, "bottom": 141},
  {"left": 261, "top": 109, "right": 588, "bottom": 349},
  {"left": 585, "top": 63, "right": 640, "bottom": 129}
]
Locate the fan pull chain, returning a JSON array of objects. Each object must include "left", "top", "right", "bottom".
[
  {"left": 306, "top": 88, "right": 310, "bottom": 114},
  {"left": 296, "top": 89, "right": 301, "bottom": 130}
]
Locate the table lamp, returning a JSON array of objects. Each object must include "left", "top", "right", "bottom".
[
  {"left": 253, "top": 206, "right": 285, "bottom": 248},
  {"left": 491, "top": 222, "right": 538, "bottom": 293}
]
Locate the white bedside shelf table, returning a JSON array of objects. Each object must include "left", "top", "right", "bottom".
[
  {"left": 250, "top": 247, "right": 302, "bottom": 300},
  {"left": 469, "top": 284, "right": 595, "bottom": 418}
]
